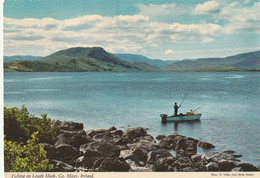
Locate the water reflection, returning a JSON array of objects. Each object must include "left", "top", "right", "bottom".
[{"left": 160, "top": 120, "right": 201, "bottom": 135}]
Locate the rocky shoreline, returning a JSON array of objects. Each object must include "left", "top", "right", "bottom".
[{"left": 43, "top": 120, "right": 259, "bottom": 172}]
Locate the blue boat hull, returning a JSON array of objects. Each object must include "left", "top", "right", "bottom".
[{"left": 160, "top": 114, "right": 201, "bottom": 122}]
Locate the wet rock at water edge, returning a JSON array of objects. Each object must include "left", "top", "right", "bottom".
[
  {"left": 52, "top": 120, "right": 84, "bottom": 131},
  {"left": 156, "top": 135, "right": 166, "bottom": 140},
  {"left": 223, "top": 150, "right": 236, "bottom": 154},
  {"left": 122, "top": 127, "right": 147, "bottom": 142},
  {"left": 197, "top": 141, "right": 215, "bottom": 149},
  {"left": 175, "top": 138, "right": 197, "bottom": 155},
  {"left": 232, "top": 154, "right": 243, "bottom": 158}
]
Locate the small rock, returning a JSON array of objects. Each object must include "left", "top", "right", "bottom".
[
  {"left": 218, "top": 159, "right": 238, "bottom": 171},
  {"left": 75, "top": 156, "right": 84, "bottom": 167},
  {"left": 95, "top": 157, "right": 130, "bottom": 172},
  {"left": 51, "top": 160, "right": 75, "bottom": 172},
  {"left": 130, "top": 166, "right": 152, "bottom": 172},
  {"left": 206, "top": 162, "right": 220, "bottom": 171},
  {"left": 156, "top": 135, "right": 166, "bottom": 140},
  {"left": 111, "top": 130, "right": 123, "bottom": 137},
  {"left": 231, "top": 167, "right": 243, "bottom": 172},
  {"left": 198, "top": 141, "right": 215, "bottom": 149},
  {"left": 232, "top": 154, "right": 243, "bottom": 158},
  {"left": 236, "top": 162, "right": 258, "bottom": 171},
  {"left": 191, "top": 154, "right": 202, "bottom": 164},
  {"left": 223, "top": 150, "right": 236, "bottom": 154},
  {"left": 114, "top": 137, "right": 130, "bottom": 146}
]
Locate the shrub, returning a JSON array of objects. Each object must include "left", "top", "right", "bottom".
[
  {"left": 4, "top": 132, "right": 54, "bottom": 172},
  {"left": 4, "top": 106, "right": 60, "bottom": 144}
]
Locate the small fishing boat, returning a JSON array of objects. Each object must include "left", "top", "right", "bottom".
[
  {"left": 160, "top": 113, "right": 201, "bottom": 123},
  {"left": 160, "top": 85, "right": 202, "bottom": 123}
]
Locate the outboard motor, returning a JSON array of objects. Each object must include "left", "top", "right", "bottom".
[{"left": 160, "top": 114, "right": 167, "bottom": 123}]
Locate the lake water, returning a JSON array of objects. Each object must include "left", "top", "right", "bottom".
[{"left": 4, "top": 72, "right": 260, "bottom": 165}]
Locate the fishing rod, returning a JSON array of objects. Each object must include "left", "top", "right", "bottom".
[
  {"left": 192, "top": 106, "right": 201, "bottom": 112},
  {"left": 179, "top": 84, "right": 192, "bottom": 108}
]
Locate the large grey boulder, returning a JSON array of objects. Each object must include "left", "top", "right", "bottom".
[
  {"left": 53, "top": 120, "right": 84, "bottom": 131},
  {"left": 146, "top": 149, "right": 172, "bottom": 165},
  {"left": 201, "top": 152, "right": 233, "bottom": 165},
  {"left": 55, "top": 132, "right": 93, "bottom": 149},
  {"left": 158, "top": 135, "right": 186, "bottom": 150},
  {"left": 82, "top": 141, "right": 120, "bottom": 168},
  {"left": 94, "top": 157, "right": 130, "bottom": 172},
  {"left": 175, "top": 138, "right": 197, "bottom": 154},
  {"left": 55, "top": 144, "right": 80, "bottom": 164},
  {"left": 152, "top": 157, "right": 175, "bottom": 171},
  {"left": 122, "top": 127, "right": 147, "bottom": 142},
  {"left": 43, "top": 143, "right": 57, "bottom": 160}
]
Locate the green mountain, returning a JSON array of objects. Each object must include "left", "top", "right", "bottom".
[
  {"left": 165, "top": 50, "right": 260, "bottom": 71},
  {"left": 4, "top": 47, "right": 156, "bottom": 72},
  {"left": 114, "top": 54, "right": 173, "bottom": 67},
  {"left": 4, "top": 48, "right": 260, "bottom": 72}
]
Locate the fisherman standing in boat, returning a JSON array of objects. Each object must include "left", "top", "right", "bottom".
[{"left": 174, "top": 102, "right": 180, "bottom": 116}]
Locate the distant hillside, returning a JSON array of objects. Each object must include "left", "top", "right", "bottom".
[
  {"left": 114, "top": 54, "right": 173, "bottom": 67},
  {"left": 4, "top": 48, "right": 260, "bottom": 72},
  {"left": 4, "top": 55, "right": 41, "bottom": 63},
  {"left": 165, "top": 50, "right": 260, "bottom": 70},
  {"left": 4, "top": 47, "right": 159, "bottom": 72}
]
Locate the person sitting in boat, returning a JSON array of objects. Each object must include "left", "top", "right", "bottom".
[
  {"left": 174, "top": 102, "right": 180, "bottom": 116},
  {"left": 186, "top": 110, "right": 194, "bottom": 115}
]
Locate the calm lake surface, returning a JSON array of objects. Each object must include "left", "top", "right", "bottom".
[{"left": 4, "top": 72, "right": 260, "bottom": 165}]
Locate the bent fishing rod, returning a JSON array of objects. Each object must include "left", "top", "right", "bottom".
[{"left": 179, "top": 84, "right": 192, "bottom": 108}]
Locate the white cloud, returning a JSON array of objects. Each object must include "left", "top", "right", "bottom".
[
  {"left": 192, "top": 1, "right": 260, "bottom": 34},
  {"left": 192, "top": 1, "right": 221, "bottom": 15},
  {"left": 164, "top": 49, "right": 175, "bottom": 55},
  {"left": 4, "top": 14, "right": 222, "bottom": 56},
  {"left": 218, "top": 2, "right": 260, "bottom": 34},
  {"left": 244, "top": 0, "right": 251, "bottom": 4},
  {"left": 137, "top": 3, "right": 190, "bottom": 20}
]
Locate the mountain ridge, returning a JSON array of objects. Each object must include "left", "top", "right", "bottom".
[{"left": 4, "top": 47, "right": 260, "bottom": 72}]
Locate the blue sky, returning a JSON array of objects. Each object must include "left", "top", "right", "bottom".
[{"left": 3, "top": 0, "right": 260, "bottom": 60}]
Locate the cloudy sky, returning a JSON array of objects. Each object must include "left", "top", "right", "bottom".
[{"left": 3, "top": 0, "right": 260, "bottom": 60}]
